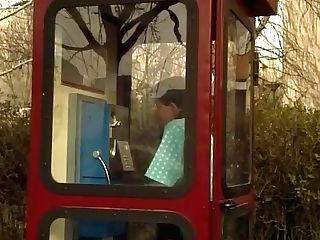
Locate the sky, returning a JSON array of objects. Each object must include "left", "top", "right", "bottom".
[
  {"left": 0, "top": 0, "right": 21, "bottom": 8},
  {"left": 256, "top": 15, "right": 283, "bottom": 59}
]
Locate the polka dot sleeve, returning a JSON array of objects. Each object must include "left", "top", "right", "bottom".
[{"left": 145, "top": 118, "right": 185, "bottom": 187}]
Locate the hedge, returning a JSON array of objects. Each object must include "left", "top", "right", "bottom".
[{"left": 1, "top": 94, "right": 320, "bottom": 239}]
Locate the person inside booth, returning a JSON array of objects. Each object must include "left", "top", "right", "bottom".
[
  {"left": 144, "top": 76, "right": 185, "bottom": 240},
  {"left": 145, "top": 76, "right": 186, "bottom": 187}
]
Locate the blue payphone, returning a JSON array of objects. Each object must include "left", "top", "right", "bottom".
[
  {"left": 67, "top": 93, "right": 134, "bottom": 184},
  {"left": 67, "top": 93, "right": 130, "bottom": 238},
  {"left": 67, "top": 94, "right": 110, "bottom": 184}
]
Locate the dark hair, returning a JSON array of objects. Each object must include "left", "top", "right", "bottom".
[{"left": 158, "top": 89, "right": 185, "bottom": 118}]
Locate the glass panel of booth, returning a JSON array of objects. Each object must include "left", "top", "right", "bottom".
[
  {"left": 221, "top": 205, "right": 251, "bottom": 240},
  {"left": 225, "top": 13, "right": 252, "bottom": 187},
  {"left": 49, "top": 217, "right": 184, "bottom": 240},
  {"left": 51, "top": 2, "right": 188, "bottom": 188}
]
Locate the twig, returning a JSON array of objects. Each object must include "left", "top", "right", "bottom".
[
  {"left": 0, "top": 59, "right": 32, "bottom": 77},
  {"left": 0, "top": 0, "right": 33, "bottom": 22}
]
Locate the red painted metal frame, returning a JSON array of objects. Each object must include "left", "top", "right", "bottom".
[
  {"left": 26, "top": 0, "right": 212, "bottom": 240},
  {"left": 211, "top": 0, "right": 225, "bottom": 237}
]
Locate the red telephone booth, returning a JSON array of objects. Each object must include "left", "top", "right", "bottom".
[{"left": 26, "top": 0, "right": 278, "bottom": 239}]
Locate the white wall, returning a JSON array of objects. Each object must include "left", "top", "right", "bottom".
[{"left": 49, "top": 219, "right": 67, "bottom": 240}]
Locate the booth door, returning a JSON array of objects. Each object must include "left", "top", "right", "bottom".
[{"left": 212, "top": 1, "right": 255, "bottom": 239}]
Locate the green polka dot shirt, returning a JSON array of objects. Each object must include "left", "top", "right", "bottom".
[{"left": 145, "top": 118, "right": 185, "bottom": 187}]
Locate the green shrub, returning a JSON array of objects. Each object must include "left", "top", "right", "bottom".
[
  {"left": 0, "top": 97, "right": 29, "bottom": 240},
  {"left": 254, "top": 95, "right": 320, "bottom": 240},
  {"left": 2, "top": 90, "right": 320, "bottom": 239}
]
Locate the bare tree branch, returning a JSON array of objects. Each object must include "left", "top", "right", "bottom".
[
  {"left": 0, "top": 0, "right": 33, "bottom": 22},
  {"left": 119, "top": 1, "right": 177, "bottom": 60},
  {"left": 255, "top": 0, "right": 320, "bottom": 107},
  {"left": 119, "top": 1, "right": 175, "bottom": 39},
  {"left": 118, "top": 4, "right": 135, "bottom": 22},
  {"left": 61, "top": 44, "right": 92, "bottom": 51},
  {"left": 61, "top": 2, "right": 182, "bottom": 64},
  {"left": 99, "top": 5, "right": 123, "bottom": 27},
  {"left": 167, "top": 9, "right": 182, "bottom": 43},
  {"left": 64, "top": 7, "right": 114, "bottom": 62},
  {"left": 65, "top": 8, "right": 99, "bottom": 46},
  {"left": 0, "top": 1, "right": 33, "bottom": 103},
  {"left": 256, "top": 16, "right": 271, "bottom": 37},
  {"left": 0, "top": 59, "right": 32, "bottom": 77}
]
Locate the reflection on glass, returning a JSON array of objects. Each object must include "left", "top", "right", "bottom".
[
  {"left": 49, "top": 217, "right": 183, "bottom": 240},
  {"left": 51, "top": 2, "right": 187, "bottom": 188},
  {"left": 225, "top": 14, "right": 252, "bottom": 187},
  {"left": 210, "top": 41, "right": 215, "bottom": 200},
  {"left": 222, "top": 213, "right": 249, "bottom": 240}
]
